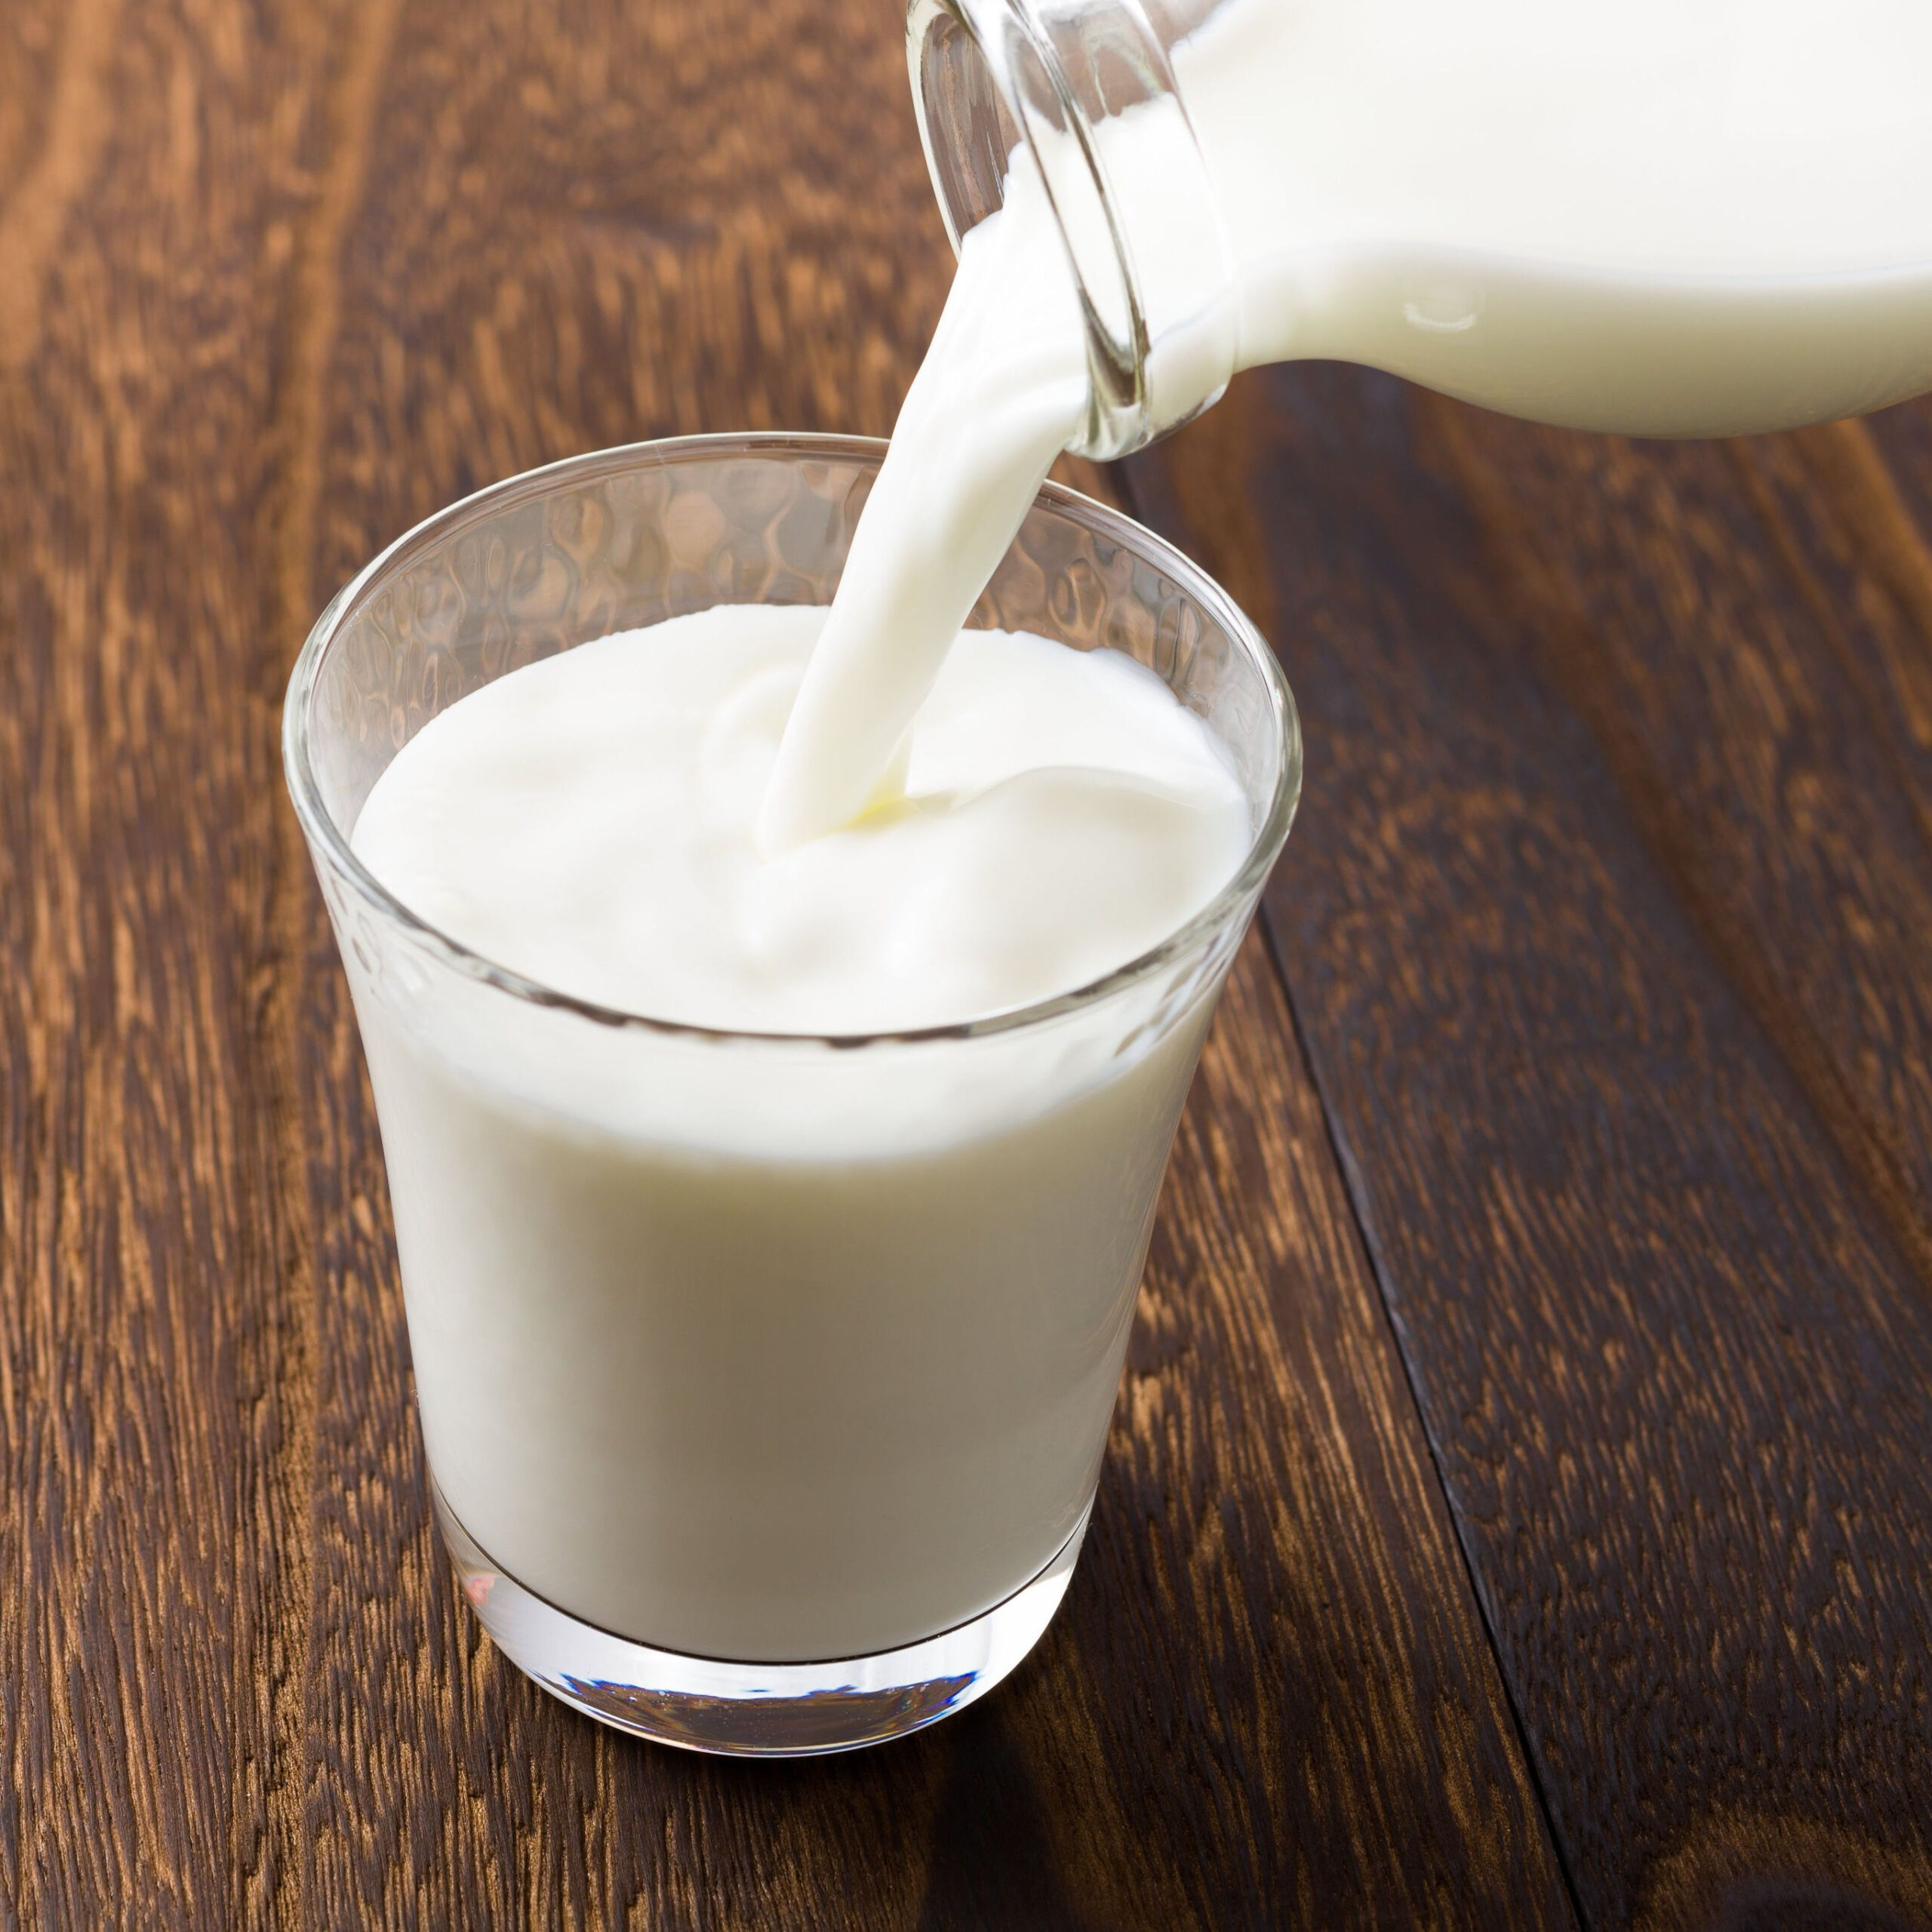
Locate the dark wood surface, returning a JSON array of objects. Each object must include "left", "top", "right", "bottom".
[
  {"left": 0, "top": 0, "right": 1926, "bottom": 1925},
  {"left": 1126, "top": 389, "right": 1932, "bottom": 1928}
]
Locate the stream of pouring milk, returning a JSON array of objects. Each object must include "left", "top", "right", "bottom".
[{"left": 760, "top": 0, "right": 1932, "bottom": 851}]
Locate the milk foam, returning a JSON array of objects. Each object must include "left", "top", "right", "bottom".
[{"left": 354, "top": 605, "right": 1249, "bottom": 1036}]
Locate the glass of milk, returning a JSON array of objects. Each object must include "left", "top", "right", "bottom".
[{"left": 284, "top": 435, "right": 1299, "bottom": 1756}]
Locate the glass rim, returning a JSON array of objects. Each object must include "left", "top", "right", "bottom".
[{"left": 282, "top": 430, "right": 1301, "bottom": 1049}]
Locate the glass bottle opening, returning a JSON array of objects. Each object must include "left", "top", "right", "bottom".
[{"left": 906, "top": 0, "right": 1239, "bottom": 460}]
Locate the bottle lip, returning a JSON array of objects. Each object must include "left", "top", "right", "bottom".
[{"left": 906, "top": 0, "right": 1235, "bottom": 460}]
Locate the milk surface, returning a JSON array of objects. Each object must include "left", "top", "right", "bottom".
[
  {"left": 761, "top": 0, "right": 1932, "bottom": 848},
  {"left": 356, "top": 606, "right": 1247, "bottom": 1035}
]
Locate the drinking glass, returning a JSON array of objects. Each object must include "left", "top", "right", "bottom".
[{"left": 284, "top": 434, "right": 1299, "bottom": 1755}]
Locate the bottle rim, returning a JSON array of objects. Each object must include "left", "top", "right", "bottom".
[{"left": 906, "top": 0, "right": 1235, "bottom": 460}]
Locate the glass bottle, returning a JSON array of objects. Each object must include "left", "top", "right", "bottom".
[{"left": 906, "top": 0, "right": 1932, "bottom": 450}]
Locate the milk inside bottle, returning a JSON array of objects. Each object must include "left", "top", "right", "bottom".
[{"left": 913, "top": 0, "right": 1932, "bottom": 448}]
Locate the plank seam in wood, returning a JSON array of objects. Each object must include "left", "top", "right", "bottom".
[
  {"left": 1734, "top": 427, "right": 1932, "bottom": 873},
  {"left": 1252, "top": 900, "right": 1593, "bottom": 1932},
  {"left": 249, "top": 0, "right": 406, "bottom": 1921},
  {"left": 1094, "top": 466, "right": 1568, "bottom": 1850}
]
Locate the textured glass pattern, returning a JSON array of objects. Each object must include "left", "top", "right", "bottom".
[{"left": 303, "top": 437, "right": 1294, "bottom": 835}]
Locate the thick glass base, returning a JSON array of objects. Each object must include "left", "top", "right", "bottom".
[{"left": 432, "top": 1486, "right": 1091, "bottom": 1758}]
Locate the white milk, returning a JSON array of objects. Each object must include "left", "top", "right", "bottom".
[
  {"left": 350, "top": 606, "right": 1251, "bottom": 1660},
  {"left": 356, "top": 608, "right": 1245, "bottom": 1034},
  {"left": 761, "top": 0, "right": 1932, "bottom": 848},
  {"left": 1181, "top": 0, "right": 1932, "bottom": 430}
]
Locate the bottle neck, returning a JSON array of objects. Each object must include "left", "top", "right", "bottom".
[{"left": 907, "top": 0, "right": 1238, "bottom": 460}]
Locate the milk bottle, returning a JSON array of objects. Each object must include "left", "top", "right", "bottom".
[{"left": 913, "top": 0, "right": 1932, "bottom": 452}]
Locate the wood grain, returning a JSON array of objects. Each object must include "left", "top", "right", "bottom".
[
  {"left": 0, "top": 0, "right": 1571, "bottom": 1924},
  {"left": 1126, "top": 367, "right": 1932, "bottom": 1929}
]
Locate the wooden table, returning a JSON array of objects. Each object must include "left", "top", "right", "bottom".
[{"left": 6, "top": 0, "right": 1931, "bottom": 1924}]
